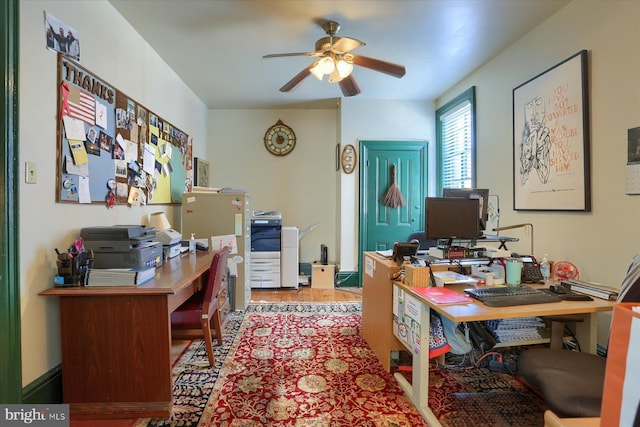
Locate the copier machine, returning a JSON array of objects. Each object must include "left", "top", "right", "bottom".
[
  {"left": 250, "top": 211, "right": 298, "bottom": 289},
  {"left": 250, "top": 211, "right": 282, "bottom": 288},
  {"left": 81, "top": 225, "right": 163, "bottom": 269}
]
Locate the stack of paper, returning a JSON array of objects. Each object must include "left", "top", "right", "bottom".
[
  {"left": 432, "top": 271, "right": 478, "bottom": 287},
  {"left": 484, "top": 317, "right": 545, "bottom": 342},
  {"left": 87, "top": 267, "right": 156, "bottom": 286}
]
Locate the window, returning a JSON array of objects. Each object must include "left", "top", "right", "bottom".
[{"left": 436, "top": 86, "right": 476, "bottom": 192}]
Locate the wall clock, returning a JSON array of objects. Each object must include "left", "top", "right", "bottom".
[
  {"left": 264, "top": 119, "right": 296, "bottom": 156},
  {"left": 341, "top": 144, "right": 357, "bottom": 174}
]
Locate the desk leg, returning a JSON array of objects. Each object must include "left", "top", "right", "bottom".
[
  {"left": 392, "top": 285, "right": 442, "bottom": 426},
  {"left": 575, "top": 313, "right": 598, "bottom": 354}
]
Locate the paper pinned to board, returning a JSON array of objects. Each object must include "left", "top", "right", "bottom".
[{"left": 210, "top": 234, "right": 238, "bottom": 254}]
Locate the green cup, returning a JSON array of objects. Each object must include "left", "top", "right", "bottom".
[{"left": 505, "top": 258, "right": 523, "bottom": 286}]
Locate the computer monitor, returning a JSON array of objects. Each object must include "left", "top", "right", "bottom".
[
  {"left": 442, "top": 188, "right": 490, "bottom": 231},
  {"left": 425, "top": 197, "right": 481, "bottom": 247}
]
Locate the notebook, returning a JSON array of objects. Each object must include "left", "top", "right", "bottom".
[{"left": 411, "top": 286, "right": 473, "bottom": 305}]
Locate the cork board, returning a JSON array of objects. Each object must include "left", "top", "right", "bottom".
[{"left": 56, "top": 54, "right": 190, "bottom": 206}]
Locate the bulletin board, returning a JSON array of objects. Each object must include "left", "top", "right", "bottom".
[{"left": 56, "top": 54, "right": 190, "bottom": 206}]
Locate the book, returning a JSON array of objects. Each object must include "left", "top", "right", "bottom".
[
  {"left": 87, "top": 267, "right": 156, "bottom": 286},
  {"left": 428, "top": 246, "right": 477, "bottom": 260},
  {"left": 562, "top": 279, "right": 618, "bottom": 301},
  {"left": 410, "top": 286, "right": 473, "bottom": 305}
]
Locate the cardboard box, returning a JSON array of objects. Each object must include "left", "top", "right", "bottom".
[{"left": 312, "top": 264, "right": 335, "bottom": 289}]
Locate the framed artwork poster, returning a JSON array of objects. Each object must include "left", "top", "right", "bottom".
[
  {"left": 512, "top": 50, "right": 591, "bottom": 211},
  {"left": 193, "top": 157, "right": 210, "bottom": 187}
]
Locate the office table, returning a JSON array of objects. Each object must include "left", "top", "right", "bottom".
[
  {"left": 392, "top": 281, "right": 615, "bottom": 426},
  {"left": 39, "top": 251, "right": 214, "bottom": 420}
]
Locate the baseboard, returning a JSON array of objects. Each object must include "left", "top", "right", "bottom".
[
  {"left": 336, "top": 271, "right": 359, "bottom": 288},
  {"left": 22, "top": 364, "right": 62, "bottom": 404}
]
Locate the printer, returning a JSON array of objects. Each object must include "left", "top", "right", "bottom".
[{"left": 81, "top": 225, "right": 163, "bottom": 269}]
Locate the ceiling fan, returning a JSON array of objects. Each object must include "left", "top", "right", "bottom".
[{"left": 263, "top": 20, "right": 406, "bottom": 97}]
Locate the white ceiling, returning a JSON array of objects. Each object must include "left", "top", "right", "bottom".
[{"left": 108, "top": 0, "right": 570, "bottom": 109}]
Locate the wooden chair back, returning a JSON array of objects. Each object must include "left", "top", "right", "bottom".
[{"left": 203, "top": 246, "right": 230, "bottom": 310}]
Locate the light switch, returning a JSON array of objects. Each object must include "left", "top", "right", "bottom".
[{"left": 25, "top": 162, "right": 37, "bottom": 184}]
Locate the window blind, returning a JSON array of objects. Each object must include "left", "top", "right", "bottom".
[{"left": 440, "top": 100, "right": 472, "bottom": 189}]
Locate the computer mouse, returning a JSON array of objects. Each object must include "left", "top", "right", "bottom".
[{"left": 549, "top": 284, "right": 567, "bottom": 294}]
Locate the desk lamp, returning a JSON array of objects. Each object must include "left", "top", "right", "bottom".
[
  {"left": 149, "top": 212, "right": 182, "bottom": 258},
  {"left": 493, "top": 223, "right": 534, "bottom": 256}
]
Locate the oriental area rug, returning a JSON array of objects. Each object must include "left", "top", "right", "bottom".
[{"left": 135, "top": 303, "right": 546, "bottom": 427}]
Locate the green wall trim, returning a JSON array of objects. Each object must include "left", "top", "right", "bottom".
[
  {"left": 0, "top": 0, "right": 22, "bottom": 404},
  {"left": 22, "top": 365, "right": 63, "bottom": 404},
  {"left": 336, "top": 271, "right": 359, "bottom": 288}
]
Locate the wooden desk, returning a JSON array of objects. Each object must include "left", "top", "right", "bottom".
[
  {"left": 361, "top": 253, "right": 404, "bottom": 371},
  {"left": 361, "top": 252, "right": 492, "bottom": 371},
  {"left": 392, "top": 281, "right": 615, "bottom": 426},
  {"left": 39, "top": 251, "right": 214, "bottom": 420}
]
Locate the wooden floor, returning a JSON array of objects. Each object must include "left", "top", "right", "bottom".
[
  {"left": 251, "top": 286, "right": 362, "bottom": 303},
  {"left": 70, "top": 286, "right": 361, "bottom": 427}
]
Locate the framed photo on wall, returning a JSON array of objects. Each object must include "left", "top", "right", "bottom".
[
  {"left": 193, "top": 157, "right": 210, "bottom": 187},
  {"left": 512, "top": 50, "right": 591, "bottom": 211}
]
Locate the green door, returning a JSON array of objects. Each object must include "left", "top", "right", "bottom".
[
  {"left": 1, "top": 0, "right": 22, "bottom": 403},
  {"left": 359, "top": 141, "right": 428, "bottom": 264}
]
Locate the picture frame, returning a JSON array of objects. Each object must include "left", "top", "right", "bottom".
[
  {"left": 193, "top": 157, "right": 210, "bottom": 187},
  {"left": 512, "top": 50, "right": 590, "bottom": 211}
]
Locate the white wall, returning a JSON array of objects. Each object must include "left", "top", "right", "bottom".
[
  {"left": 19, "top": 0, "right": 208, "bottom": 385},
  {"left": 206, "top": 100, "right": 435, "bottom": 272},
  {"left": 439, "top": 0, "right": 640, "bottom": 288},
  {"left": 437, "top": 1, "right": 639, "bottom": 346},
  {"left": 207, "top": 109, "right": 338, "bottom": 264}
]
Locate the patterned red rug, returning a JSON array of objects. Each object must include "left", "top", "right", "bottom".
[
  {"left": 200, "top": 302, "right": 427, "bottom": 426},
  {"left": 135, "top": 303, "right": 548, "bottom": 426}
]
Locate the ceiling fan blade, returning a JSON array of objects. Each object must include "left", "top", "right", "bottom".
[
  {"left": 350, "top": 54, "right": 406, "bottom": 78},
  {"left": 339, "top": 75, "right": 361, "bottom": 97},
  {"left": 331, "top": 37, "right": 365, "bottom": 53},
  {"left": 279, "top": 64, "right": 314, "bottom": 92},
  {"left": 263, "top": 52, "right": 319, "bottom": 58}
]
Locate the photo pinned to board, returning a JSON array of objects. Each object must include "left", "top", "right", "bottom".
[{"left": 44, "top": 11, "right": 80, "bottom": 61}]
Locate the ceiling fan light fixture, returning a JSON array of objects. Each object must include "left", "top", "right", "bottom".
[
  {"left": 318, "top": 56, "right": 335, "bottom": 74},
  {"left": 328, "top": 68, "right": 343, "bottom": 83},
  {"left": 264, "top": 20, "right": 405, "bottom": 95},
  {"left": 336, "top": 59, "right": 353, "bottom": 79},
  {"left": 310, "top": 62, "right": 325, "bottom": 80}
]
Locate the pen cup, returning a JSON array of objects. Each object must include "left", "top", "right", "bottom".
[{"left": 505, "top": 258, "right": 523, "bottom": 286}]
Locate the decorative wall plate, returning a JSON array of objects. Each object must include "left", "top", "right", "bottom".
[{"left": 341, "top": 144, "right": 357, "bottom": 174}]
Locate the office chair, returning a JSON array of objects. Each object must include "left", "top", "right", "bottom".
[
  {"left": 171, "top": 246, "right": 230, "bottom": 366},
  {"left": 407, "top": 231, "right": 438, "bottom": 251},
  {"left": 517, "top": 253, "right": 640, "bottom": 418}
]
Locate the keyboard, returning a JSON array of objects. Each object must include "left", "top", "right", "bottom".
[{"left": 464, "top": 285, "right": 561, "bottom": 307}]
